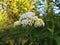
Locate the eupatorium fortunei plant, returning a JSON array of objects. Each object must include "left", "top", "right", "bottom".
[{"left": 14, "top": 12, "right": 45, "bottom": 27}]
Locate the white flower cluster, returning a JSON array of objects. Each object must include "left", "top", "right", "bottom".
[{"left": 14, "top": 12, "right": 45, "bottom": 27}]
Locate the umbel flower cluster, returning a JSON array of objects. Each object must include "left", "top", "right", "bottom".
[{"left": 14, "top": 12, "right": 45, "bottom": 27}]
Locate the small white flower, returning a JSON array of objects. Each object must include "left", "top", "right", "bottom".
[
  {"left": 20, "top": 14, "right": 27, "bottom": 20},
  {"left": 14, "top": 21, "right": 21, "bottom": 27},
  {"left": 21, "top": 19, "right": 28, "bottom": 26},
  {"left": 19, "top": 12, "right": 45, "bottom": 27},
  {"left": 26, "top": 12, "right": 35, "bottom": 17},
  {"left": 34, "top": 20, "right": 42, "bottom": 27},
  {"left": 32, "top": 16, "right": 38, "bottom": 21},
  {"left": 34, "top": 19, "right": 45, "bottom": 27},
  {"left": 38, "top": 19, "right": 45, "bottom": 26},
  {"left": 28, "top": 19, "right": 34, "bottom": 26}
]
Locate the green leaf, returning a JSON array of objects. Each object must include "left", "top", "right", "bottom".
[
  {"left": 54, "top": 36, "right": 60, "bottom": 45},
  {"left": 47, "top": 28, "right": 54, "bottom": 33}
]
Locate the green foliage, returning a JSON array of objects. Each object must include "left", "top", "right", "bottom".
[
  {"left": 5, "top": 0, "right": 37, "bottom": 21},
  {"left": 54, "top": 36, "right": 60, "bottom": 45},
  {"left": 0, "top": 15, "right": 60, "bottom": 45},
  {"left": 0, "top": 14, "right": 60, "bottom": 45},
  {"left": 0, "top": 0, "right": 60, "bottom": 45},
  {"left": 0, "top": 10, "right": 14, "bottom": 29}
]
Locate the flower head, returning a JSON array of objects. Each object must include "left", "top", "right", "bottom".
[
  {"left": 21, "top": 19, "right": 28, "bottom": 26},
  {"left": 34, "top": 19, "right": 45, "bottom": 27},
  {"left": 18, "top": 12, "right": 45, "bottom": 27}
]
